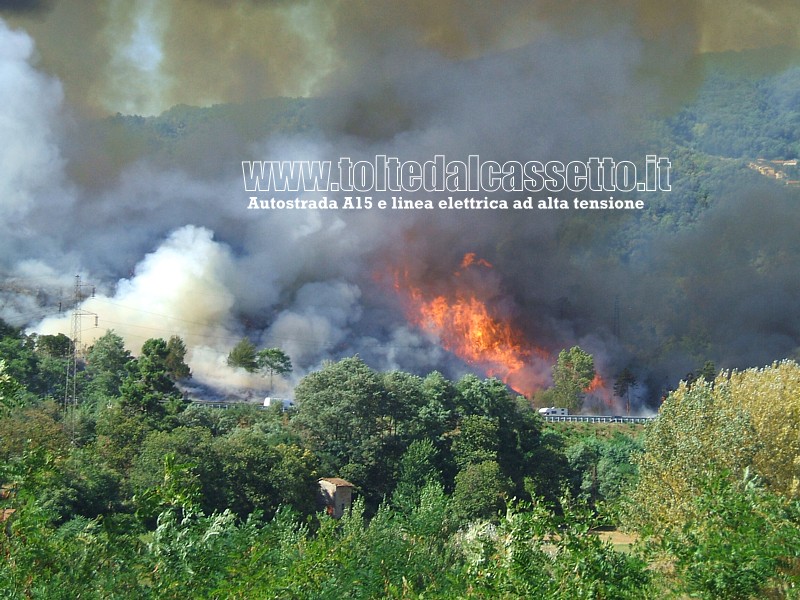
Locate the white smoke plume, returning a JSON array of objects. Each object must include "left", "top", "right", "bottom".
[
  {"left": 35, "top": 226, "right": 236, "bottom": 368},
  {"left": 0, "top": 19, "right": 70, "bottom": 228},
  {"left": 263, "top": 280, "right": 362, "bottom": 370}
]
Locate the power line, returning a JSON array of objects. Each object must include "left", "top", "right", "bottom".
[
  {"left": 16, "top": 280, "right": 456, "bottom": 355},
  {"left": 64, "top": 275, "right": 98, "bottom": 445}
]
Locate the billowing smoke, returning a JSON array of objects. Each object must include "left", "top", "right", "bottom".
[
  {"left": 264, "top": 281, "right": 362, "bottom": 368},
  {"left": 3, "top": 0, "right": 800, "bottom": 116},
  {"left": 0, "top": 19, "right": 68, "bottom": 225},
  {"left": 0, "top": 3, "right": 799, "bottom": 409}
]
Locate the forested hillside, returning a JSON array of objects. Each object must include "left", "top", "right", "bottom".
[{"left": 79, "top": 48, "right": 800, "bottom": 234}]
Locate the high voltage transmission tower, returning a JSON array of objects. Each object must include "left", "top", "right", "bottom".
[{"left": 64, "top": 275, "right": 98, "bottom": 444}]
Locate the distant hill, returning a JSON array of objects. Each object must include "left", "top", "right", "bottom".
[
  {"left": 668, "top": 47, "right": 800, "bottom": 159},
  {"left": 69, "top": 48, "right": 799, "bottom": 245}
]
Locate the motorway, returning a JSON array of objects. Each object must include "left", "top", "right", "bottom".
[
  {"left": 189, "top": 401, "right": 657, "bottom": 425},
  {"left": 542, "top": 415, "right": 655, "bottom": 424}
]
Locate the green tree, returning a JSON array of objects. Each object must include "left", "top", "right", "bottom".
[
  {"left": 119, "top": 338, "right": 182, "bottom": 417},
  {"left": 35, "top": 333, "right": 73, "bottom": 358},
  {"left": 455, "top": 374, "right": 516, "bottom": 419},
  {"left": 85, "top": 330, "right": 132, "bottom": 401},
  {"left": 391, "top": 438, "right": 441, "bottom": 512},
  {"left": 451, "top": 460, "right": 511, "bottom": 522},
  {"left": 130, "top": 426, "right": 223, "bottom": 515},
  {"left": 35, "top": 447, "right": 123, "bottom": 523},
  {"left": 256, "top": 347, "right": 292, "bottom": 390},
  {"left": 292, "top": 356, "right": 386, "bottom": 467},
  {"left": 522, "top": 428, "right": 575, "bottom": 506},
  {"left": 35, "top": 353, "right": 71, "bottom": 402},
  {"left": 0, "top": 402, "right": 68, "bottom": 462},
  {"left": 657, "top": 470, "right": 800, "bottom": 600},
  {"left": 0, "top": 359, "right": 21, "bottom": 415},
  {"left": 382, "top": 370, "right": 425, "bottom": 438},
  {"left": 418, "top": 370, "right": 457, "bottom": 437},
  {"left": 165, "top": 335, "right": 191, "bottom": 380},
  {"left": 566, "top": 437, "right": 603, "bottom": 504},
  {"left": 0, "top": 331, "right": 39, "bottom": 394},
  {"left": 551, "top": 346, "right": 595, "bottom": 413},
  {"left": 227, "top": 338, "right": 258, "bottom": 372},
  {"left": 627, "top": 379, "right": 758, "bottom": 533},
  {"left": 213, "top": 427, "right": 318, "bottom": 518},
  {"left": 292, "top": 356, "right": 392, "bottom": 505},
  {"left": 454, "top": 375, "right": 534, "bottom": 491},
  {"left": 450, "top": 414, "right": 499, "bottom": 470},
  {"left": 566, "top": 433, "right": 642, "bottom": 508},
  {"left": 596, "top": 434, "right": 642, "bottom": 504},
  {"left": 613, "top": 367, "right": 636, "bottom": 414},
  {"left": 95, "top": 404, "right": 157, "bottom": 472},
  {"left": 699, "top": 359, "right": 716, "bottom": 383},
  {"left": 0, "top": 330, "right": 66, "bottom": 402}
]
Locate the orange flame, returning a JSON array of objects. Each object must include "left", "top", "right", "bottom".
[
  {"left": 584, "top": 372, "right": 617, "bottom": 410},
  {"left": 394, "top": 254, "right": 545, "bottom": 396},
  {"left": 414, "top": 293, "right": 528, "bottom": 377},
  {"left": 586, "top": 373, "right": 605, "bottom": 392},
  {"left": 459, "top": 252, "right": 493, "bottom": 270}
]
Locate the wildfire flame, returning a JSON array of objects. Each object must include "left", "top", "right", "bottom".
[
  {"left": 584, "top": 372, "right": 617, "bottom": 410},
  {"left": 413, "top": 294, "right": 528, "bottom": 377},
  {"left": 390, "top": 253, "right": 617, "bottom": 407},
  {"left": 586, "top": 373, "right": 605, "bottom": 393},
  {"left": 393, "top": 254, "right": 546, "bottom": 396},
  {"left": 459, "top": 252, "right": 493, "bottom": 270}
]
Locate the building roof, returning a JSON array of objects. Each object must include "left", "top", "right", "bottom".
[{"left": 319, "top": 477, "right": 354, "bottom": 487}]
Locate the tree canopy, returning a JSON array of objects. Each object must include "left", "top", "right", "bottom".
[
  {"left": 256, "top": 348, "right": 292, "bottom": 390},
  {"left": 119, "top": 338, "right": 183, "bottom": 417},
  {"left": 550, "top": 346, "right": 595, "bottom": 412},
  {"left": 226, "top": 338, "right": 258, "bottom": 372}
]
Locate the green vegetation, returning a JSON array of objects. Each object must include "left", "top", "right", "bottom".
[
  {"left": 536, "top": 345, "right": 596, "bottom": 412},
  {"left": 226, "top": 337, "right": 259, "bottom": 372},
  {"left": 1, "top": 321, "right": 799, "bottom": 597},
  {"left": 227, "top": 339, "right": 293, "bottom": 391}
]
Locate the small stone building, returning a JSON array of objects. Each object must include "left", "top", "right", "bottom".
[{"left": 318, "top": 477, "right": 354, "bottom": 518}]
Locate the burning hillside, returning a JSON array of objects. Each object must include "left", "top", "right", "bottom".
[{"left": 393, "top": 253, "right": 551, "bottom": 397}]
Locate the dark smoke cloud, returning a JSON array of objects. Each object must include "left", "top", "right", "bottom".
[
  {"left": 5, "top": 0, "right": 800, "bottom": 115},
  {"left": 1, "top": 2, "right": 799, "bottom": 408},
  {"left": 634, "top": 188, "right": 800, "bottom": 366},
  {"left": 0, "top": 0, "right": 53, "bottom": 13}
]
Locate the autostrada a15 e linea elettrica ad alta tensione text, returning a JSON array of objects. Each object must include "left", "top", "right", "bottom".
[{"left": 242, "top": 154, "right": 671, "bottom": 194}]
